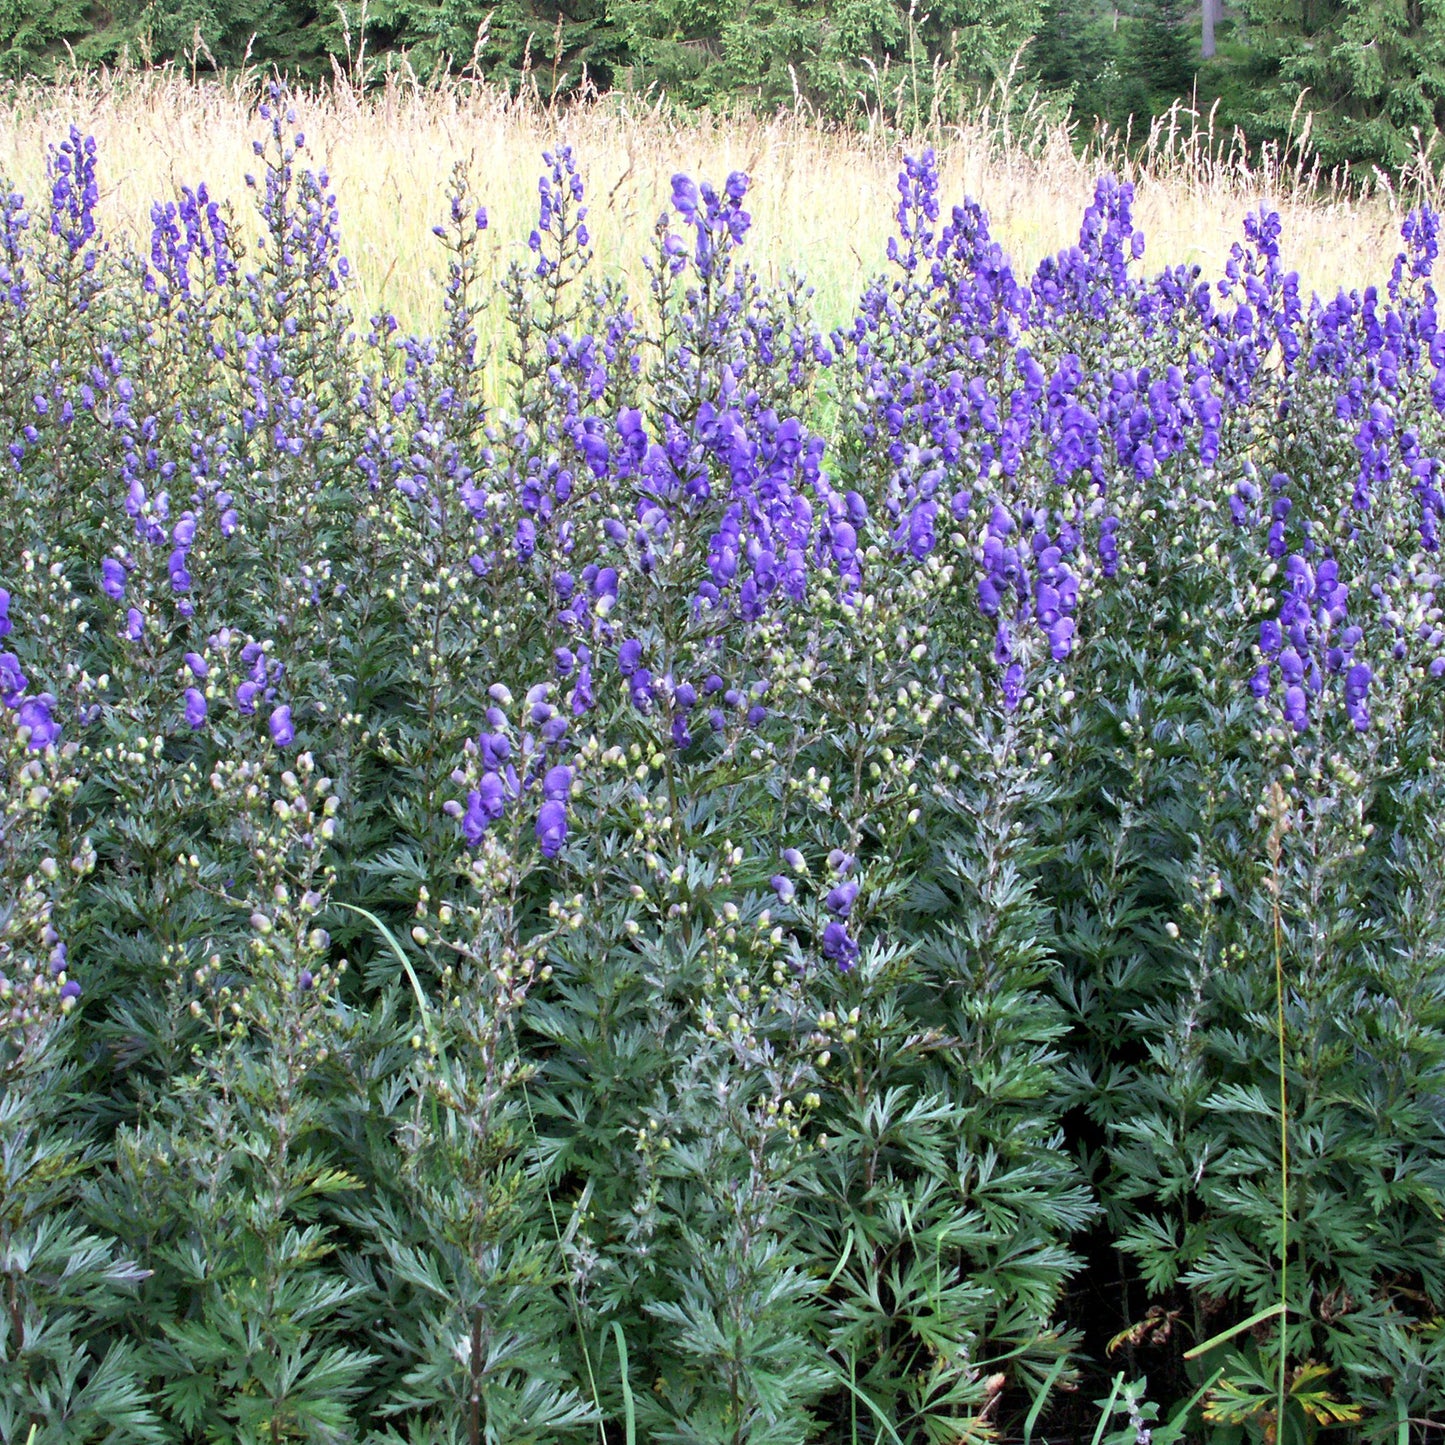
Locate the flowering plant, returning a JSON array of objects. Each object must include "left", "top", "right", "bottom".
[{"left": 1, "top": 84, "right": 1444, "bottom": 1442}]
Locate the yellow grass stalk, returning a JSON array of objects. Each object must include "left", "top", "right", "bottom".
[{"left": 0, "top": 66, "right": 1435, "bottom": 346}]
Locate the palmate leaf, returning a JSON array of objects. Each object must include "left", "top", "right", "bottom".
[{"left": 1203, "top": 1356, "right": 1363, "bottom": 1428}]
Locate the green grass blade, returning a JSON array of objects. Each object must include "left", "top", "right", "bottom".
[
  {"left": 612, "top": 1322, "right": 636, "bottom": 1445},
  {"left": 1183, "top": 1302, "right": 1287, "bottom": 1360},
  {"left": 1024, "top": 1356, "right": 1068, "bottom": 1445},
  {"left": 831, "top": 1370, "right": 905, "bottom": 1445},
  {"left": 1090, "top": 1373, "right": 1125, "bottom": 1445},
  {"left": 330, "top": 899, "right": 436, "bottom": 1033},
  {"left": 1154, "top": 1367, "right": 1224, "bottom": 1445}
]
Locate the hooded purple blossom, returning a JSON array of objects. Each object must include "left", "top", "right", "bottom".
[
  {"left": 16, "top": 694, "right": 60, "bottom": 749},
  {"left": 101, "top": 558, "right": 126, "bottom": 600},
  {"left": 822, "top": 920, "right": 860, "bottom": 970},
  {"left": 536, "top": 799, "right": 568, "bottom": 858},
  {"left": 184, "top": 687, "right": 208, "bottom": 729},
  {"left": 269, "top": 705, "right": 295, "bottom": 747},
  {"left": 0, "top": 651, "right": 25, "bottom": 706}
]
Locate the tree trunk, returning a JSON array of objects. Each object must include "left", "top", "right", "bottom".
[{"left": 1202, "top": 0, "right": 1216, "bottom": 58}]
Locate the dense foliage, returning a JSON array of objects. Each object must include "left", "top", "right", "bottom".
[
  {"left": 4, "top": 85, "right": 1445, "bottom": 1443},
  {"left": 4, "top": 0, "right": 1445, "bottom": 177}
]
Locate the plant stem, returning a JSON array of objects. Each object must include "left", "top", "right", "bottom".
[{"left": 1268, "top": 781, "right": 1289, "bottom": 1439}]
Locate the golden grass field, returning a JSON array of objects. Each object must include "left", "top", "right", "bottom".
[{"left": 0, "top": 67, "right": 1438, "bottom": 349}]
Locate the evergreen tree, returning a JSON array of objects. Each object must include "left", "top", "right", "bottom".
[
  {"left": 1132, "top": 0, "right": 1195, "bottom": 98},
  {"left": 1233, "top": 0, "right": 1445, "bottom": 169}
]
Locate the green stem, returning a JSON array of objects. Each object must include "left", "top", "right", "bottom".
[{"left": 1269, "top": 782, "right": 1289, "bottom": 1438}]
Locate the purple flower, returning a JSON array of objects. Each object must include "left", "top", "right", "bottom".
[
  {"left": 1345, "top": 662, "right": 1372, "bottom": 731},
  {"left": 101, "top": 558, "right": 126, "bottom": 600},
  {"left": 236, "top": 680, "right": 260, "bottom": 714},
  {"left": 826, "top": 880, "right": 859, "bottom": 918},
  {"left": 536, "top": 799, "right": 568, "bottom": 858},
  {"left": 618, "top": 638, "right": 643, "bottom": 675},
  {"left": 17, "top": 694, "right": 60, "bottom": 750},
  {"left": 184, "top": 651, "right": 209, "bottom": 680},
  {"left": 822, "top": 920, "right": 859, "bottom": 970},
  {"left": 125, "top": 609, "right": 144, "bottom": 641},
  {"left": 770, "top": 874, "right": 795, "bottom": 903},
  {"left": 184, "top": 687, "right": 207, "bottom": 729},
  {"left": 542, "top": 765, "right": 573, "bottom": 801},
  {"left": 477, "top": 771, "right": 506, "bottom": 819},
  {"left": 0, "top": 590, "right": 10, "bottom": 639},
  {"left": 1283, "top": 684, "right": 1309, "bottom": 732},
  {"left": 59, "top": 978, "right": 81, "bottom": 1002},
  {"left": 1003, "top": 663, "right": 1025, "bottom": 711},
  {"left": 269, "top": 705, "right": 295, "bottom": 747},
  {"left": 1046, "top": 616, "right": 1076, "bottom": 661},
  {"left": 479, "top": 730, "right": 511, "bottom": 770},
  {"left": 782, "top": 848, "right": 806, "bottom": 872},
  {"left": 671, "top": 174, "right": 699, "bottom": 220},
  {"left": 0, "top": 651, "right": 25, "bottom": 706}
]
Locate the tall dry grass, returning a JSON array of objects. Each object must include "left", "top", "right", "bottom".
[{"left": 0, "top": 66, "right": 1437, "bottom": 342}]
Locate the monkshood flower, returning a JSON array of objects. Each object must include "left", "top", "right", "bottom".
[
  {"left": 1254, "top": 553, "right": 1366, "bottom": 732},
  {"left": 184, "top": 688, "right": 208, "bottom": 730},
  {"left": 1030, "top": 175, "right": 1145, "bottom": 324},
  {"left": 822, "top": 920, "right": 860, "bottom": 970},
  {"left": 0, "top": 589, "right": 10, "bottom": 639},
  {"left": 886, "top": 149, "right": 940, "bottom": 273},
  {"left": 462, "top": 773, "right": 507, "bottom": 847},
  {"left": 0, "top": 182, "right": 29, "bottom": 314},
  {"left": 530, "top": 145, "right": 589, "bottom": 279},
  {"left": 536, "top": 800, "right": 568, "bottom": 858},
  {"left": 668, "top": 169, "right": 751, "bottom": 281},
  {"left": 101, "top": 558, "right": 127, "bottom": 600},
  {"left": 14, "top": 695, "right": 61, "bottom": 751},
  {"left": 45, "top": 127, "right": 101, "bottom": 309},
  {"left": 0, "top": 650, "right": 26, "bottom": 705},
  {"left": 269, "top": 705, "right": 295, "bottom": 747},
  {"left": 146, "top": 182, "right": 234, "bottom": 304}
]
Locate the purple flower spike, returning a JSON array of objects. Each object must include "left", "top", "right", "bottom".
[
  {"left": 542, "top": 765, "right": 574, "bottom": 801},
  {"left": 184, "top": 687, "right": 208, "bottom": 729},
  {"left": 269, "top": 705, "right": 295, "bottom": 747}
]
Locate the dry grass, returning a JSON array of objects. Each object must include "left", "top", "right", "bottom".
[{"left": 0, "top": 66, "right": 1436, "bottom": 342}]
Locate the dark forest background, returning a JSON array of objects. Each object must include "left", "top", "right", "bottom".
[{"left": 2, "top": 0, "right": 1442, "bottom": 191}]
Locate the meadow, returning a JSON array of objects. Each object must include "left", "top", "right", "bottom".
[
  {"left": 0, "top": 67, "right": 1432, "bottom": 345},
  {"left": 3, "top": 73, "right": 1445, "bottom": 1445}
]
